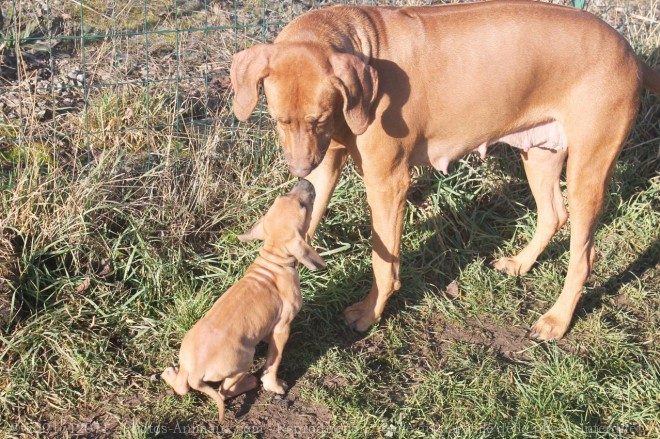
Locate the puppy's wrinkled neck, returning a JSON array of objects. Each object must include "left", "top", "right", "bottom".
[
  {"left": 245, "top": 247, "right": 298, "bottom": 294},
  {"left": 257, "top": 247, "right": 297, "bottom": 268}
]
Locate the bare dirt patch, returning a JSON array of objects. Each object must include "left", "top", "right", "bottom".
[
  {"left": 439, "top": 317, "right": 531, "bottom": 358},
  {"left": 20, "top": 374, "right": 331, "bottom": 439},
  {"left": 150, "top": 372, "right": 333, "bottom": 439},
  {"left": 223, "top": 384, "right": 332, "bottom": 438}
]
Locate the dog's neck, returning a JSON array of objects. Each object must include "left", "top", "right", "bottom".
[{"left": 257, "top": 247, "right": 297, "bottom": 268}]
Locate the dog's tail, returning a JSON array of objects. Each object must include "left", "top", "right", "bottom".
[{"left": 639, "top": 59, "right": 660, "bottom": 95}]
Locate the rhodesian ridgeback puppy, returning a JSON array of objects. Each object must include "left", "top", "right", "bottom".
[
  {"left": 162, "top": 180, "right": 325, "bottom": 422},
  {"left": 230, "top": 1, "right": 660, "bottom": 340}
]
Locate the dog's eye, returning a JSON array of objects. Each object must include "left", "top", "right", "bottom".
[
  {"left": 307, "top": 116, "right": 329, "bottom": 133},
  {"left": 305, "top": 114, "right": 329, "bottom": 126},
  {"left": 276, "top": 117, "right": 291, "bottom": 125}
]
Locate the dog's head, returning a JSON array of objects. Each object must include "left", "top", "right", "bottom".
[
  {"left": 238, "top": 180, "right": 325, "bottom": 271},
  {"left": 231, "top": 43, "right": 378, "bottom": 177}
]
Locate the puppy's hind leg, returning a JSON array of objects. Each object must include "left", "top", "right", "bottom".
[
  {"left": 161, "top": 366, "right": 191, "bottom": 395},
  {"left": 221, "top": 372, "right": 258, "bottom": 398},
  {"left": 493, "top": 146, "right": 568, "bottom": 276}
]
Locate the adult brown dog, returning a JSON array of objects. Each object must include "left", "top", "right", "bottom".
[
  {"left": 162, "top": 180, "right": 325, "bottom": 422},
  {"left": 230, "top": 1, "right": 660, "bottom": 340}
]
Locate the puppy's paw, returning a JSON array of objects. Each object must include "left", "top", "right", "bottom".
[
  {"left": 262, "top": 376, "right": 288, "bottom": 395},
  {"left": 529, "top": 312, "right": 569, "bottom": 341},
  {"left": 492, "top": 257, "right": 528, "bottom": 277},
  {"left": 161, "top": 367, "right": 177, "bottom": 381},
  {"left": 343, "top": 300, "right": 380, "bottom": 332}
]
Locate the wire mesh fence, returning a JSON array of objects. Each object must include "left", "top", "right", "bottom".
[
  {"left": 0, "top": 0, "right": 331, "bottom": 189},
  {"left": 0, "top": 0, "right": 641, "bottom": 192}
]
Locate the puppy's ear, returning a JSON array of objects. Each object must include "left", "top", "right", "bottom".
[
  {"left": 289, "top": 238, "right": 326, "bottom": 271},
  {"left": 231, "top": 44, "right": 275, "bottom": 121},
  {"left": 330, "top": 53, "right": 378, "bottom": 135},
  {"left": 237, "top": 219, "right": 265, "bottom": 242}
]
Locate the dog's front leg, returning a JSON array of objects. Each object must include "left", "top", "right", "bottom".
[
  {"left": 304, "top": 140, "right": 349, "bottom": 240},
  {"left": 261, "top": 323, "right": 291, "bottom": 394},
  {"left": 344, "top": 162, "right": 411, "bottom": 331}
]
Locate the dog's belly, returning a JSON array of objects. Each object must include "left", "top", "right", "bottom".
[
  {"left": 426, "top": 121, "right": 568, "bottom": 174},
  {"left": 487, "top": 120, "right": 568, "bottom": 154}
]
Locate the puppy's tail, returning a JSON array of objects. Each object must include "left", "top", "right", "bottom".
[
  {"left": 639, "top": 59, "right": 660, "bottom": 95},
  {"left": 190, "top": 377, "right": 226, "bottom": 423}
]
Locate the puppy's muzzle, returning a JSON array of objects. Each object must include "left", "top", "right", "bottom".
[{"left": 289, "top": 179, "right": 316, "bottom": 206}]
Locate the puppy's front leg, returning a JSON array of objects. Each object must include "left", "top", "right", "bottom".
[{"left": 261, "top": 323, "right": 290, "bottom": 394}]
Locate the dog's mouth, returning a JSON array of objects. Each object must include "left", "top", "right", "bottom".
[
  {"left": 289, "top": 165, "right": 314, "bottom": 178},
  {"left": 285, "top": 137, "right": 330, "bottom": 178},
  {"left": 287, "top": 153, "right": 324, "bottom": 178}
]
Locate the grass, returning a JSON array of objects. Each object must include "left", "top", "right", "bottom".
[{"left": 1, "top": 0, "right": 659, "bottom": 438}]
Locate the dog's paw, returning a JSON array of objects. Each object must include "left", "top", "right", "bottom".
[
  {"left": 529, "top": 312, "right": 569, "bottom": 341},
  {"left": 262, "top": 377, "right": 288, "bottom": 395},
  {"left": 492, "top": 257, "right": 527, "bottom": 277},
  {"left": 343, "top": 300, "right": 380, "bottom": 332}
]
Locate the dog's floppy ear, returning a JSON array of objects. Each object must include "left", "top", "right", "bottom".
[
  {"left": 231, "top": 44, "right": 275, "bottom": 121},
  {"left": 289, "top": 237, "right": 326, "bottom": 271},
  {"left": 330, "top": 53, "right": 378, "bottom": 135},
  {"left": 237, "top": 219, "right": 265, "bottom": 242}
]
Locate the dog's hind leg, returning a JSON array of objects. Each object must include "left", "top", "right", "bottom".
[
  {"left": 493, "top": 146, "right": 568, "bottom": 276},
  {"left": 530, "top": 103, "right": 636, "bottom": 340},
  {"left": 221, "top": 372, "right": 258, "bottom": 398}
]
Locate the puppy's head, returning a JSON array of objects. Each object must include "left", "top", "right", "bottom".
[
  {"left": 231, "top": 43, "right": 378, "bottom": 177},
  {"left": 238, "top": 180, "right": 325, "bottom": 271}
]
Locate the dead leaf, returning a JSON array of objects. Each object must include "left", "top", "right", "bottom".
[
  {"left": 75, "top": 278, "right": 91, "bottom": 294},
  {"left": 122, "top": 107, "right": 134, "bottom": 122},
  {"left": 446, "top": 280, "right": 460, "bottom": 299},
  {"left": 98, "top": 258, "right": 112, "bottom": 277}
]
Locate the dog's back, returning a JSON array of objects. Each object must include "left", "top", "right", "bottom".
[{"left": 275, "top": 1, "right": 643, "bottom": 154}]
